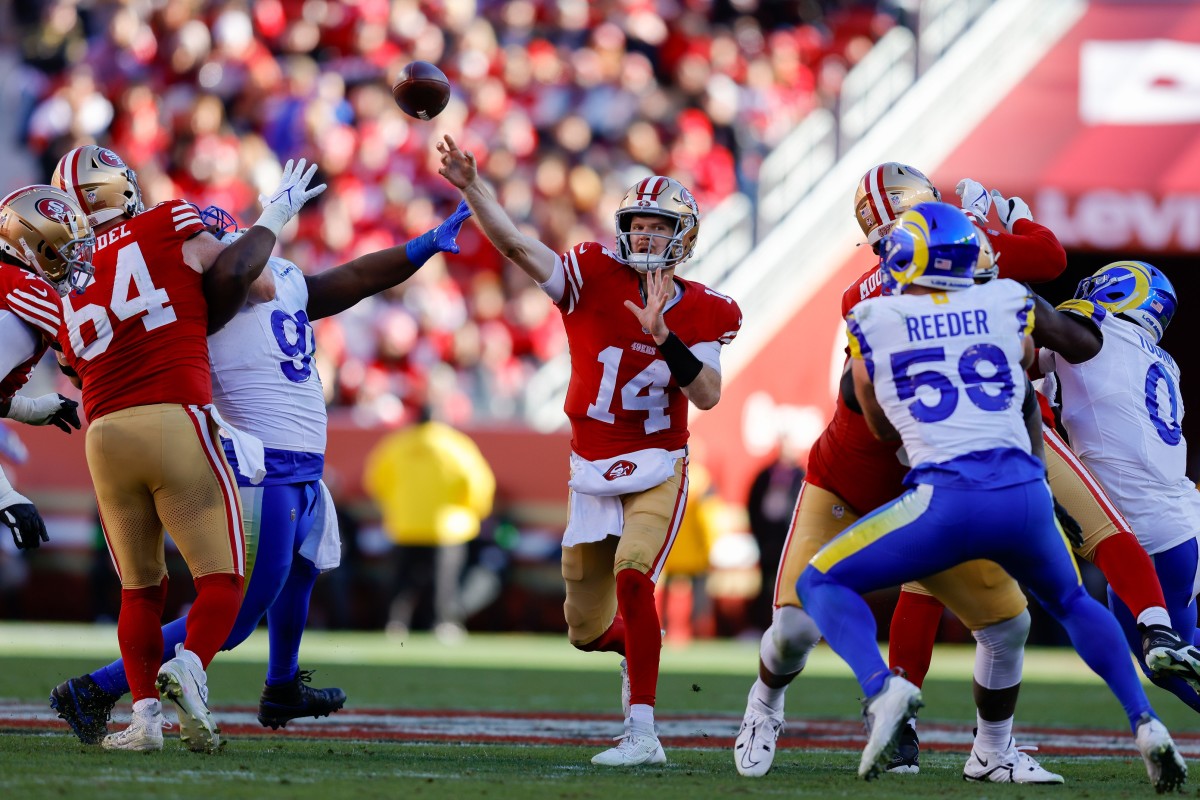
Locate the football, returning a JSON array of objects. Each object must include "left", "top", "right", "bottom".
[{"left": 391, "top": 61, "right": 451, "bottom": 120}]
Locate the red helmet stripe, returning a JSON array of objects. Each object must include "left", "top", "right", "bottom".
[
  {"left": 872, "top": 165, "right": 894, "bottom": 223},
  {"left": 63, "top": 148, "right": 88, "bottom": 210},
  {"left": 861, "top": 168, "right": 882, "bottom": 230}
]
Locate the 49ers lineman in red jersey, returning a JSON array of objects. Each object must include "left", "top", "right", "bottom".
[
  {"left": 439, "top": 134, "right": 740, "bottom": 767},
  {"left": 51, "top": 146, "right": 325, "bottom": 753},
  {"left": 0, "top": 186, "right": 90, "bottom": 550}
]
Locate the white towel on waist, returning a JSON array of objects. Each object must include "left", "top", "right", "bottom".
[
  {"left": 206, "top": 404, "right": 266, "bottom": 485},
  {"left": 562, "top": 448, "right": 683, "bottom": 547},
  {"left": 299, "top": 479, "right": 342, "bottom": 571}
]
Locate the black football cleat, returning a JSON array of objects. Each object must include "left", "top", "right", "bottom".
[
  {"left": 1142, "top": 624, "right": 1200, "bottom": 694},
  {"left": 886, "top": 721, "right": 920, "bottom": 774},
  {"left": 50, "top": 674, "right": 121, "bottom": 745},
  {"left": 257, "top": 669, "right": 347, "bottom": 729}
]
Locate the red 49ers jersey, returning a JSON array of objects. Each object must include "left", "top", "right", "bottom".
[
  {"left": 557, "top": 243, "right": 742, "bottom": 461},
  {"left": 0, "top": 264, "right": 62, "bottom": 402},
  {"left": 58, "top": 201, "right": 211, "bottom": 422}
]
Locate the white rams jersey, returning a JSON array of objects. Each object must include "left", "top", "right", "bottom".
[
  {"left": 1043, "top": 303, "right": 1200, "bottom": 553},
  {"left": 846, "top": 279, "right": 1036, "bottom": 474},
  {"left": 209, "top": 257, "right": 326, "bottom": 455}
]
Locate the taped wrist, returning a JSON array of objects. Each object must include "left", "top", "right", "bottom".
[
  {"left": 404, "top": 228, "right": 439, "bottom": 269},
  {"left": 252, "top": 204, "right": 291, "bottom": 238},
  {"left": 657, "top": 332, "right": 703, "bottom": 387},
  {"left": 4, "top": 394, "right": 52, "bottom": 424}
]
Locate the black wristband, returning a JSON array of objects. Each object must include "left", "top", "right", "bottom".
[{"left": 657, "top": 331, "right": 704, "bottom": 387}]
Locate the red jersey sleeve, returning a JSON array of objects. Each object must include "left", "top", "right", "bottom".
[
  {"left": 988, "top": 218, "right": 1067, "bottom": 284},
  {"left": 0, "top": 267, "right": 63, "bottom": 342},
  {"left": 556, "top": 242, "right": 614, "bottom": 315},
  {"left": 158, "top": 200, "right": 206, "bottom": 240}
]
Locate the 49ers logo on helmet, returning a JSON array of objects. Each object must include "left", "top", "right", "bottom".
[
  {"left": 604, "top": 461, "right": 637, "bottom": 481},
  {"left": 35, "top": 196, "right": 72, "bottom": 223},
  {"left": 97, "top": 148, "right": 125, "bottom": 168}
]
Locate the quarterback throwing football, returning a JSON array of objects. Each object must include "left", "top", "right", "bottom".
[{"left": 439, "top": 134, "right": 740, "bottom": 766}]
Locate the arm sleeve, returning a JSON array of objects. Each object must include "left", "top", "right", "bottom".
[
  {"left": 537, "top": 254, "right": 567, "bottom": 305},
  {"left": 0, "top": 311, "right": 39, "bottom": 381},
  {"left": 990, "top": 219, "right": 1067, "bottom": 284},
  {"left": 689, "top": 341, "right": 723, "bottom": 375}
]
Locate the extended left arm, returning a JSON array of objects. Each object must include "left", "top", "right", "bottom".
[
  {"left": 852, "top": 358, "right": 899, "bottom": 441},
  {"left": 306, "top": 202, "right": 471, "bottom": 321}
]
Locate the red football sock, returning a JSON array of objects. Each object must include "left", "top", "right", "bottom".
[
  {"left": 887, "top": 590, "right": 944, "bottom": 688},
  {"left": 578, "top": 615, "right": 627, "bottom": 654},
  {"left": 616, "top": 569, "right": 661, "bottom": 707},
  {"left": 118, "top": 578, "right": 168, "bottom": 701},
  {"left": 184, "top": 573, "right": 244, "bottom": 667},
  {"left": 1092, "top": 531, "right": 1166, "bottom": 618}
]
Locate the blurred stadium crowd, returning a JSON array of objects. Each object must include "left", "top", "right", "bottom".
[{"left": 10, "top": 0, "right": 902, "bottom": 425}]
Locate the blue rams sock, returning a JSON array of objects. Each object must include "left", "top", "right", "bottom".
[
  {"left": 265, "top": 558, "right": 320, "bottom": 686},
  {"left": 91, "top": 616, "right": 189, "bottom": 697}
]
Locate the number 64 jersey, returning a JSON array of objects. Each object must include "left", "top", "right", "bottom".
[
  {"left": 1042, "top": 302, "right": 1200, "bottom": 554},
  {"left": 557, "top": 243, "right": 741, "bottom": 461},
  {"left": 58, "top": 200, "right": 211, "bottom": 422},
  {"left": 845, "top": 279, "right": 1043, "bottom": 487}
]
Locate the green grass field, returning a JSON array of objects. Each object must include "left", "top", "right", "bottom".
[{"left": 0, "top": 623, "right": 1188, "bottom": 799}]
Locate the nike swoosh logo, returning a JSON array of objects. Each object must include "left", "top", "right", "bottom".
[
  {"left": 977, "top": 754, "right": 988, "bottom": 766},
  {"left": 27, "top": 284, "right": 48, "bottom": 297}
]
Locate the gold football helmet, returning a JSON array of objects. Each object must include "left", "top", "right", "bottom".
[
  {"left": 0, "top": 185, "right": 95, "bottom": 295},
  {"left": 51, "top": 145, "right": 144, "bottom": 227},
  {"left": 614, "top": 176, "right": 700, "bottom": 272},
  {"left": 854, "top": 162, "right": 941, "bottom": 245}
]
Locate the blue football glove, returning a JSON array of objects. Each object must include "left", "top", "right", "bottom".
[{"left": 405, "top": 200, "right": 474, "bottom": 268}]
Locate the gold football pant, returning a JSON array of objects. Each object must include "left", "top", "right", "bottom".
[
  {"left": 562, "top": 457, "right": 688, "bottom": 647},
  {"left": 776, "top": 482, "right": 1026, "bottom": 630},
  {"left": 87, "top": 404, "right": 245, "bottom": 589}
]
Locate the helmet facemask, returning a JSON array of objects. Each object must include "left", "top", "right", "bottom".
[{"left": 615, "top": 210, "right": 695, "bottom": 273}]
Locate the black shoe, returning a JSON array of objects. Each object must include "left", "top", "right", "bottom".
[
  {"left": 49, "top": 674, "right": 120, "bottom": 745},
  {"left": 1141, "top": 624, "right": 1200, "bottom": 693},
  {"left": 886, "top": 722, "right": 920, "bottom": 774},
  {"left": 257, "top": 669, "right": 347, "bottom": 729}
]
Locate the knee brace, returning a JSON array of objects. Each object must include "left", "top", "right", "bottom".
[
  {"left": 971, "top": 609, "right": 1029, "bottom": 690},
  {"left": 761, "top": 605, "right": 822, "bottom": 676}
]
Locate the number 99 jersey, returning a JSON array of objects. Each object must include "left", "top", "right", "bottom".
[
  {"left": 208, "top": 256, "right": 326, "bottom": 483},
  {"left": 845, "top": 279, "right": 1040, "bottom": 484},
  {"left": 1043, "top": 302, "right": 1199, "bottom": 554},
  {"left": 58, "top": 201, "right": 211, "bottom": 422},
  {"left": 556, "top": 243, "right": 742, "bottom": 461}
]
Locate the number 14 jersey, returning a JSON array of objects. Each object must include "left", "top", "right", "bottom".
[
  {"left": 556, "top": 243, "right": 742, "bottom": 461},
  {"left": 58, "top": 201, "right": 211, "bottom": 422}
]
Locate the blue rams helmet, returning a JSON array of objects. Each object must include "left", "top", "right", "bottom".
[
  {"left": 879, "top": 201, "right": 980, "bottom": 293},
  {"left": 193, "top": 204, "right": 239, "bottom": 236},
  {"left": 1074, "top": 260, "right": 1176, "bottom": 343}
]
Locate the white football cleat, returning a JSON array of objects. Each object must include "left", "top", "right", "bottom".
[
  {"left": 1135, "top": 714, "right": 1187, "bottom": 793},
  {"left": 101, "top": 698, "right": 166, "bottom": 752},
  {"left": 157, "top": 645, "right": 220, "bottom": 753},
  {"left": 591, "top": 720, "right": 666, "bottom": 767},
  {"left": 734, "top": 693, "right": 785, "bottom": 777},
  {"left": 963, "top": 738, "right": 1064, "bottom": 784},
  {"left": 859, "top": 672, "right": 923, "bottom": 780}
]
